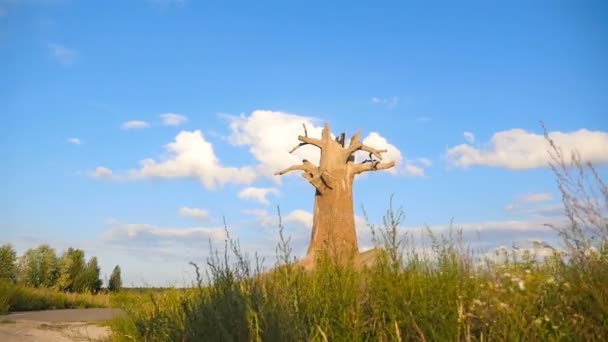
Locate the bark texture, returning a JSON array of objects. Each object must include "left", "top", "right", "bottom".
[{"left": 275, "top": 123, "right": 395, "bottom": 268}]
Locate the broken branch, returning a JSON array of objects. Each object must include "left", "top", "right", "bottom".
[
  {"left": 352, "top": 160, "right": 395, "bottom": 175},
  {"left": 274, "top": 160, "right": 318, "bottom": 176}
]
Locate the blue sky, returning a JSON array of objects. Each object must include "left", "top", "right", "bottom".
[{"left": 1, "top": 0, "right": 607, "bottom": 286}]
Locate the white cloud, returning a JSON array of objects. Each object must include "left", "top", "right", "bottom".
[
  {"left": 404, "top": 164, "right": 425, "bottom": 176},
  {"left": 67, "top": 137, "right": 81, "bottom": 145},
  {"left": 160, "top": 113, "right": 188, "bottom": 126},
  {"left": 47, "top": 43, "right": 76, "bottom": 65},
  {"left": 463, "top": 131, "right": 475, "bottom": 143},
  {"left": 243, "top": 208, "right": 312, "bottom": 229},
  {"left": 417, "top": 158, "right": 432, "bottom": 167},
  {"left": 446, "top": 128, "right": 608, "bottom": 170},
  {"left": 121, "top": 120, "right": 151, "bottom": 130},
  {"left": 359, "top": 132, "right": 425, "bottom": 176},
  {"left": 127, "top": 130, "right": 256, "bottom": 189},
  {"left": 505, "top": 193, "right": 561, "bottom": 216},
  {"left": 238, "top": 187, "right": 279, "bottom": 205},
  {"left": 103, "top": 223, "right": 226, "bottom": 243},
  {"left": 284, "top": 209, "right": 313, "bottom": 228},
  {"left": 91, "top": 166, "right": 114, "bottom": 180},
  {"left": 227, "top": 110, "right": 325, "bottom": 179},
  {"left": 178, "top": 207, "right": 209, "bottom": 221},
  {"left": 228, "top": 111, "right": 417, "bottom": 179},
  {"left": 371, "top": 96, "right": 399, "bottom": 109}
]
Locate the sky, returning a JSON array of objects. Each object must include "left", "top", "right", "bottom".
[{"left": 1, "top": 0, "right": 607, "bottom": 286}]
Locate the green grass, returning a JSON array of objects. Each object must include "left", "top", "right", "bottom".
[
  {"left": 0, "top": 280, "right": 110, "bottom": 314},
  {"left": 107, "top": 226, "right": 608, "bottom": 341}
]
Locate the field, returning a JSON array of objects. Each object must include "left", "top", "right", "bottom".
[{"left": 104, "top": 217, "right": 607, "bottom": 341}]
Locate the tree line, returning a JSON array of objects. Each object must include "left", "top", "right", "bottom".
[{"left": 0, "top": 243, "right": 122, "bottom": 293}]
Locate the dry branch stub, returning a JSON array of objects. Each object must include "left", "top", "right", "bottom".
[{"left": 275, "top": 123, "right": 395, "bottom": 269}]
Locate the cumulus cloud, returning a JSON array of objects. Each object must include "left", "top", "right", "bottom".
[
  {"left": 404, "top": 164, "right": 425, "bottom": 177},
  {"left": 446, "top": 128, "right": 608, "bottom": 170},
  {"left": 463, "top": 131, "right": 475, "bottom": 143},
  {"left": 284, "top": 209, "right": 313, "bottom": 228},
  {"left": 127, "top": 130, "right": 256, "bottom": 189},
  {"left": 121, "top": 120, "right": 150, "bottom": 130},
  {"left": 238, "top": 187, "right": 279, "bottom": 205},
  {"left": 227, "top": 110, "right": 325, "bottom": 178},
  {"left": 47, "top": 43, "right": 76, "bottom": 65},
  {"left": 359, "top": 132, "right": 426, "bottom": 176},
  {"left": 67, "top": 138, "right": 81, "bottom": 145},
  {"left": 371, "top": 96, "right": 399, "bottom": 109},
  {"left": 243, "top": 208, "right": 313, "bottom": 229},
  {"left": 178, "top": 207, "right": 209, "bottom": 221},
  {"left": 228, "top": 110, "right": 424, "bottom": 179},
  {"left": 160, "top": 113, "right": 188, "bottom": 126},
  {"left": 91, "top": 166, "right": 114, "bottom": 180}
]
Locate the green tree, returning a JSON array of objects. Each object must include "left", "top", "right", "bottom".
[
  {"left": 74, "top": 256, "right": 102, "bottom": 294},
  {"left": 17, "top": 244, "right": 59, "bottom": 287},
  {"left": 108, "top": 265, "right": 122, "bottom": 292},
  {"left": 0, "top": 244, "right": 18, "bottom": 282},
  {"left": 55, "top": 248, "right": 85, "bottom": 292}
]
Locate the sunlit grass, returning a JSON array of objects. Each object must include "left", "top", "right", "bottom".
[
  {"left": 0, "top": 280, "right": 111, "bottom": 314},
  {"left": 107, "top": 209, "right": 608, "bottom": 341}
]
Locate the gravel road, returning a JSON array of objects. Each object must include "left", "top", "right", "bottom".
[{"left": 0, "top": 308, "right": 124, "bottom": 342}]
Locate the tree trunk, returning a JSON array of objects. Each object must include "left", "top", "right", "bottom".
[{"left": 275, "top": 123, "right": 395, "bottom": 268}]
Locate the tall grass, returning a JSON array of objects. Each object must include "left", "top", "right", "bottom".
[
  {"left": 0, "top": 280, "right": 110, "bottom": 314},
  {"left": 110, "top": 134, "right": 607, "bottom": 341},
  {"left": 108, "top": 205, "right": 608, "bottom": 341}
]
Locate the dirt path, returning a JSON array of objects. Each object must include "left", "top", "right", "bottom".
[{"left": 0, "top": 308, "right": 124, "bottom": 342}]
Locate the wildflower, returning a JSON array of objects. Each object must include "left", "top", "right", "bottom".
[
  {"left": 473, "top": 299, "right": 483, "bottom": 306},
  {"left": 518, "top": 279, "right": 525, "bottom": 291},
  {"left": 503, "top": 272, "right": 511, "bottom": 278},
  {"left": 499, "top": 302, "right": 509, "bottom": 310},
  {"left": 546, "top": 277, "right": 555, "bottom": 285},
  {"left": 533, "top": 318, "right": 542, "bottom": 326},
  {"left": 525, "top": 269, "right": 531, "bottom": 274}
]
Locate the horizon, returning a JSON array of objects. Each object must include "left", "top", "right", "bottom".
[{"left": 2, "top": 0, "right": 607, "bottom": 286}]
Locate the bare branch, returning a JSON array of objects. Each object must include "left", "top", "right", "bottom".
[
  {"left": 343, "top": 130, "right": 386, "bottom": 159},
  {"left": 360, "top": 145, "right": 388, "bottom": 160},
  {"left": 274, "top": 160, "right": 317, "bottom": 176},
  {"left": 289, "top": 142, "right": 307, "bottom": 154},
  {"left": 352, "top": 160, "right": 395, "bottom": 175},
  {"left": 349, "top": 130, "right": 362, "bottom": 147},
  {"left": 288, "top": 124, "right": 323, "bottom": 153}
]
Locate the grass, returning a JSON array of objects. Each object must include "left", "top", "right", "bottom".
[
  {"left": 0, "top": 280, "right": 111, "bottom": 314},
  {"left": 106, "top": 210, "right": 608, "bottom": 341}
]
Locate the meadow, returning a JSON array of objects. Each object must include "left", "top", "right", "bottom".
[
  {"left": 0, "top": 280, "right": 110, "bottom": 314},
  {"left": 104, "top": 145, "right": 607, "bottom": 341},
  {"left": 2, "top": 142, "right": 607, "bottom": 341},
  {"left": 104, "top": 212, "right": 607, "bottom": 341}
]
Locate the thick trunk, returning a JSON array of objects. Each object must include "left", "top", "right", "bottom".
[
  {"left": 307, "top": 171, "right": 358, "bottom": 264},
  {"left": 275, "top": 123, "right": 395, "bottom": 269}
]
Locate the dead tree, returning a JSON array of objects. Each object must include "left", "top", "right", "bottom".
[{"left": 275, "top": 123, "right": 395, "bottom": 268}]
